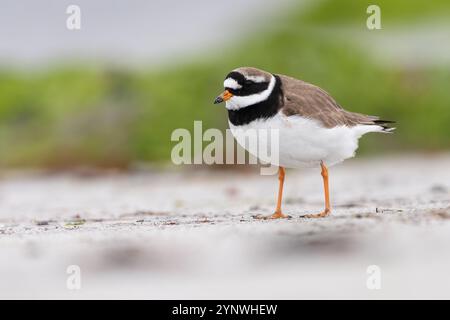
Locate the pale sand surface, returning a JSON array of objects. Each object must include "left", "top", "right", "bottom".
[{"left": 0, "top": 154, "right": 449, "bottom": 299}]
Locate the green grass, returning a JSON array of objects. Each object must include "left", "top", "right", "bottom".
[
  {"left": 301, "top": 0, "right": 450, "bottom": 24},
  {"left": 1, "top": 0, "right": 449, "bottom": 168}
]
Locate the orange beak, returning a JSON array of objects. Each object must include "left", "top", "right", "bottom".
[{"left": 213, "top": 90, "right": 233, "bottom": 104}]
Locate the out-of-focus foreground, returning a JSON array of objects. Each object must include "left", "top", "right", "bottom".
[{"left": 0, "top": 155, "right": 449, "bottom": 298}]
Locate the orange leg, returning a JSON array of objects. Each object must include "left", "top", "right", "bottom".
[
  {"left": 269, "top": 167, "right": 289, "bottom": 219},
  {"left": 305, "top": 162, "right": 331, "bottom": 218}
]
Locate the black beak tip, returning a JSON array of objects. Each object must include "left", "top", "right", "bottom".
[{"left": 213, "top": 96, "right": 223, "bottom": 104}]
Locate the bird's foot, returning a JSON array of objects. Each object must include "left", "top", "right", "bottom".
[
  {"left": 253, "top": 211, "right": 291, "bottom": 220},
  {"left": 270, "top": 211, "right": 290, "bottom": 219},
  {"left": 302, "top": 208, "right": 331, "bottom": 218}
]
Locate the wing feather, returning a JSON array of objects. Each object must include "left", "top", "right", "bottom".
[{"left": 278, "top": 74, "right": 390, "bottom": 129}]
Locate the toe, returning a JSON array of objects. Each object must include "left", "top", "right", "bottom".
[
  {"left": 303, "top": 210, "right": 331, "bottom": 218},
  {"left": 270, "top": 212, "right": 289, "bottom": 219}
]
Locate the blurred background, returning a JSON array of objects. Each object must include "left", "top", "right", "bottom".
[{"left": 1, "top": 0, "right": 449, "bottom": 170}]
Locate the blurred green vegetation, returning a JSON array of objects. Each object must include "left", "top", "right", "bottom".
[{"left": 1, "top": 0, "right": 449, "bottom": 168}]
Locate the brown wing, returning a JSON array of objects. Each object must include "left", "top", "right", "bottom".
[{"left": 278, "top": 74, "right": 380, "bottom": 128}]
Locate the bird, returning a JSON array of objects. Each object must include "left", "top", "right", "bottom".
[{"left": 213, "top": 67, "right": 394, "bottom": 219}]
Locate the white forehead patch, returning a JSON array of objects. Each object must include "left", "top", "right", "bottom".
[
  {"left": 246, "top": 75, "right": 266, "bottom": 83},
  {"left": 224, "top": 78, "right": 242, "bottom": 90},
  {"left": 225, "top": 75, "right": 276, "bottom": 110}
]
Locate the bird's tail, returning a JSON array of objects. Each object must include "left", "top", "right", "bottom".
[{"left": 373, "top": 119, "right": 396, "bottom": 133}]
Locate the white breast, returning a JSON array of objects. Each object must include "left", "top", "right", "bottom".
[{"left": 229, "top": 112, "right": 383, "bottom": 168}]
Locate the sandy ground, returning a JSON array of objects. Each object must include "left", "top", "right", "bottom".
[{"left": 0, "top": 154, "right": 449, "bottom": 299}]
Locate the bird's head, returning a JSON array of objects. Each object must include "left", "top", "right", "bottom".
[{"left": 214, "top": 67, "right": 276, "bottom": 110}]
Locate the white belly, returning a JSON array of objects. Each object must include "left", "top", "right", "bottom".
[{"left": 229, "top": 112, "right": 382, "bottom": 168}]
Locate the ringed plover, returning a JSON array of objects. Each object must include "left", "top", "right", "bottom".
[{"left": 213, "top": 67, "right": 395, "bottom": 219}]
